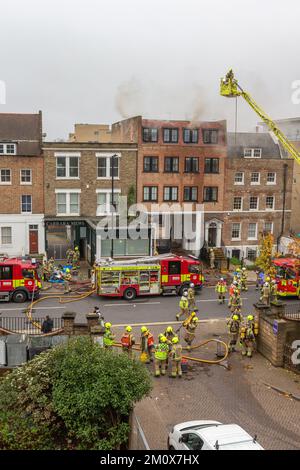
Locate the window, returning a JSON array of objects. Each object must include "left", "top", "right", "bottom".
[
  {"left": 244, "top": 148, "right": 262, "bottom": 158},
  {"left": 21, "top": 195, "right": 32, "bottom": 213},
  {"left": 164, "top": 187, "right": 178, "bottom": 201},
  {"left": 97, "top": 154, "right": 120, "bottom": 179},
  {"left": 143, "top": 157, "right": 158, "bottom": 172},
  {"left": 183, "top": 128, "right": 198, "bottom": 143},
  {"left": 185, "top": 157, "right": 199, "bottom": 173},
  {"left": 164, "top": 157, "right": 179, "bottom": 173},
  {"left": 1, "top": 227, "right": 12, "bottom": 245},
  {"left": 267, "top": 172, "right": 276, "bottom": 184},
  {"left": 203, "top": 187, "right": 218, "bottom": 202},
  {"left": 96, "top": 190, "right": 121, "bottom": 215},
  {"left": 234, "top": 172, "right": 244, "bottom": 185},
  {"left": 202, "top": 129, "right": 218, "bottom": 144},
  {"left": 56, "top": 191, "right": 80, "bottom": 215},
  {"left": 231, "top": 223, "right": 241, "bottom": 240},
  {"left": 247, "top": 248, "right": 257, "bottom": 261},
  {"left": 182, "top": 433, "right": 204, "bottom": 451},
  {"left": 143, "top": 186, "right": 158, "bottom": 201},
  {"left": 266, "top": 196, "right": 274, "bottom": 210},
  {"left": 0, "top": 169, "right": 11, "bottom": 184},
  {"left": 163, "top": 128, "right": 178, "bottom": 143},
  {"left": 0, "top": 266, "right": 12, "bottom": 279},
  {"left": 250, "top": 172, "right": 260, "bottom": 184},
  {"left": 142, "top": 128, "right": 158, "bottom": 142},
  {"left": 248, "top": 223, "right": 257, "bottom": 239},
  {"left": 168, "top": 261, "right": 181, "bottom": 275},
  {"left": 204, "top": 158, "right": 219, "bottom": 174},
  {"left": 56, "top": 155, "right": 79, "bottom": 178},
  {"left": 0, "top": 143, "right": 16, "bottom": 155},
  {"left": 20, "top": 169, "right": 32, "bottom": 184},
  {"left": 249, "top": 196, "right": 258, "bottom": 210},
  {"left": 264, "top": 221, "right": 273, "bottom": 234},
  {"left": 184, "top": 186, "right": 198, "bottom": 202},
  {"left": 233, "top": 197, "right": 242, "bottom": 210}
]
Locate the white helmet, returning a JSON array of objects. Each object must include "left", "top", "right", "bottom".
[
  {"left": 190, "top": 283, "right": 194, "bottom": 288},
  {"left": 183, "top": 291, "right": 188, "bottom": 297},
  {"left": 220, "top": 277, "right": 224, "bottom": 281},
  {"left": 264, "top": 282, "right": 269, "bottom": 287},
  {"left": 233, "top": 281, "right": 238, "bottom": 286},
  {"left": 242, "top": 267, "right": 246, "bottom": 271}
]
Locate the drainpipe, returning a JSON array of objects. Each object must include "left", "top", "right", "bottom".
[{"left": 277, "top": 163, "right": 288, "bottom": 252}]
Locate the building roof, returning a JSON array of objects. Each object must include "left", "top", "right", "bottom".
[
  {"left": 0, "top": 112, "right": 42, "bottom": 156},
  {"left": 227, "top": 132, "right": 281, "bottom": 159}
]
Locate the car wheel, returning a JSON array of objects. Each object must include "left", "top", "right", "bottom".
[
  {"left": 12, "top": 290, "right": 27, "bottom": 303},
  {"left": 123, "top": 288, "right": 137, "bottom": 301}
]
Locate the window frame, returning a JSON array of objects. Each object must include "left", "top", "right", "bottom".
[
  {"left": 21, "top": 194, "right": 32, "bottom": 214},
  {"left": 267, "top": 172, "right": 276, "bottom": 185},
  {"left": 183, "top": 128, "right": 199, "bottom": 144},
  {"left": 96, "top": 153, "right": 120, "bottom": 180},
  {"left": 0, "top": 168, "right": 11, "bottom": 185},
  {"left": 249, "top": 196, "right": 259, "bottom": 211},
  {"left": 164, "top": 156, "right": 179, "bottom": 173},
  {"left": 163, "top": 186, "right": 178, "bottom": 202},
  {"left": 0, "top": 143, "right": 17, "bottom": 155},
  {"left": 20, "top": 168, "right": 32, "bottom": 185},
  {"left": 142, "top": 127, "right": 158, "bottom": 143},
  {"left": 96, "top": 189, "right": 121, "bottom": 215},
  {"left": 250, "top": 172, "right": 260, "bottom": 185},
  {"left": 244, "top": 148, "right": 262, "bottom": 158},
  {"left": 264, "top": 221, "right": 273, "bottom": 234},
  {"left": 203, "top": 186, "right": 218, "bottom": 202},
  {"left": 266, "top": 195, "right": 275, "bottom": 210},
  {"left": 163, "top": 128, "right": 179, "bottom": 144},
  {"left": 202, "top": 129, "right": 219, "bottom": 144},
  {"left": 143, "top": 186, "right": 158, "bottom": 202},
  {"left": 234, "top": 172, "right": 244, "bottom": 185},
  {"left": 233, "top": 196, "right": 243, "bottom": 211},
  {"left": 247, "top": 222, "right": 258, "bottom": 240},
  {"left": 143, "top": 156, "right": 159, "bottom": 173},
  {"left": 204, "top": 157, "right": 219, "bottom": 174},
  {"left": 183, "top": 186, "right": 198, "bottom": 202},
  {"left": 231, "top": 222, "right": 241, "bottom": 241},
  {"left": 185, "top": 157, "right": 199, "bottom": 173},
  {"left": 1, "top": 226, "right": 12, "bottom": 245},
  {"left": 55, "top": 189, "right": 81, "bottom": 216},
  {"left": 55, "top": 153, "right": 80, "bottom": 179}
]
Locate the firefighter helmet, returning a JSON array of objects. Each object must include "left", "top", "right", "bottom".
[
  {"left": 166, "top": 326, "right": 173, "bottom": 333},
  {"left": 193, "top": 317, "right": 199, "bottom": 322},
  {"left": 190, "top": 283, "right": 195, "bottom": 288},
  {"left": 183, "top": 291, "right": 188, "bottom": 297},
  {"left": 126, "top": 326, "right": 132, "bottom": 332},
  {"left": 220, "top": 277, "right": 224, "bottom": 281},
  {"left": 141, "top": 326, "right": 148, "bottom": 333},
  {"left": 160, "top": 335, "right": 167, "bottom": 343},
  {"left": 105, "top": 322, "right": 112, "bottom": 329},
  {"left": 242, "top": 267, "right": 246, "bottom": 271},
  {"left": 247, "top": 315, "right": 254, "bottom": 321},
  {"left": 233, "top": 315, "right": 239, "bottom": 321},
  {"left": 172, "top": 336, "right": 179, "bottom": 344}
]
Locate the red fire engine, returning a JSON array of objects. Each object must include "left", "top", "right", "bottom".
[
  {"left": 0, "top": 257, "right": 41, "bottom": 302},
  {"left": 273, "top": 258, "right": 300, "bottom": 298},
  {"left": 95, "top": 254, "right": 203, "bottom": 300}
]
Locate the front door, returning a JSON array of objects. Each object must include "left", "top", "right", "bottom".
[
  {"left": 208, "top": 226, "right": 217, "bottom": 247},
  {"left": 29, "top": 226, "right": 39, "bottom": 254}
]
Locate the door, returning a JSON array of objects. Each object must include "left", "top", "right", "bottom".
[
  {"left": 29, "top": 225, "right": 39, "bottom": 254},
  {"left": 168, "top": 261, "right": 181, "bottom": 285},
  {"left": 232, "top": 249, "right": 241, "bottom": 260},
  {"left": 0, "top": 265, "right": 13, "bottom": 292},
  {"left": 208, "top": 224, "right": 217, "bottom": 247}
]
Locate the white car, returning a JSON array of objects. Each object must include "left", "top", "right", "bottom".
[{"left": 168, "top": 420, "right": 264, "bottom": 450}]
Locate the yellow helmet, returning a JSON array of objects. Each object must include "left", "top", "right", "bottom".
[
  {"left": 160, "top": 335, "right": 167, "bottom": 343},
  {"left": 172, "top": 336, "right": 179, "bottom": 344},
  {"left": 66, "top": 268, "right": 71, "bottom": 273},
  {"left": 266, "top": 276, "right": 270, "bottom": 281},
  {"left": 193, "top": 317, "right": 199, "bottom": 322},
  {"left": 191, "top": 312, "right": 196, "bottom": 318},
  {"left": 236, "top": 268, "right": 241, "bottom": 272},
  {"left": 247, "top": 315, "right": 254, "bottom": 321},
  {"left": 75, "top": 246, "right": 79, "bottom": 251},
  {"left": 105, "top": 322, "right": 112, "bottom": 329},
  {"left": 141, "top": 326, "right": 148, "bottom": 333},
  {"left": 126, "top": 326, "right": 132, "bottom": 332},
  {"left": 233, "top": 315, "right": 239, "bottom": 321},
  {"left": 166, "top": 326, "right": 173, "bottom": 333}
]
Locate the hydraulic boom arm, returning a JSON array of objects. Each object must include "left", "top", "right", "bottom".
[{"left": 220, "top": 69, "right": 300, "bottom": 165}]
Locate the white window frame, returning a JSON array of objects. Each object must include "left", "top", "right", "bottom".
[
  {"left": 96, "top": 189, "right": 121, "bottom": 216},
  {"left": 267, "top": 172, "right": 276, "bottom": 185},
  {"left": 234, "top": 172, "right": 244, "bottom": 185},
  {"left": 55, "top": 152, "right": 80, "bottom": 180},
  {"left": 264, "top": 221, "right": 274, "bottom": 234},
  {"left": 1, "top": 226, "right": 12, "bottom": 245},
  {"left": 20, "top": 169, "right": 32, "bottom": 185},
  {"left": 246, "top": 247, "right": 257, "bottom": 261},
  {"left": 0, "top": 143, "right": 17, "bottom": 155},
  {"left": 21, "top": 195, "right": 32, "bottom": 214},
  {"left": 55, "top": 189, "right": 81, "bottom": 216},
  {"left": 250, "top": 172, "right": 260, "bottom": 185},
  {"left": 96, "top": 152, "right": 121, "bottom": 180},
  {"left": 231, "top": 223, "right": 241, "bottom": 241},
  {"left": 244, "top": 148, "right": 262, "bottom": 158},
  {"left": 0, "top": 168, "right": 11, "bottom": 185},
  {"left": 247, "top": 222, "right": 258, "bottom": 240},
  {"left": 249, "top": 196, "right": 259, "bottom": 211},
  {"left": 266, "top": 195, "right": 275, "bottom": 211},
  {"left": 233, "top": 196, "right": 243, "bottom": 211}
]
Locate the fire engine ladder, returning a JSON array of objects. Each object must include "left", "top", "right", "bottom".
[{"left": 96, "top": 253, "right": 176, "bottom": 266}]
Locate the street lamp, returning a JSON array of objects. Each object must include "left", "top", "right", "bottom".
[{"left": 111, "top": 154, "right": 118, "bottom": 259}]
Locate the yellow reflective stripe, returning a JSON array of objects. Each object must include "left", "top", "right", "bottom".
[
  {"left": 98, "top": 265, "right": 161, "bottom": 272},
  {"left": 161, "top": 275, "right": 168, "bottom": 283},
  {"left": 181, "top": 274, "right": 191, "bottom": 282}
]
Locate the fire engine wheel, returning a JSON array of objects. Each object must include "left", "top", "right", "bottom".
[
  {"left": 178, "top": 284, "right": 189, "bottom": 296},
  {"left": 12, "top": 290, "right": 28, "bottom": 303},
  {"left": 123, "top": 288, "right": 137, "bottom": 301}
]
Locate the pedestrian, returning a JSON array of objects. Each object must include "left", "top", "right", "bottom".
[
  {"left": 176, "top": 291, "right": 189, "bottom": 321},
  {"left": 187, "top": 283, "right": 196, "bottom": 311},
  {"left": 169, "top": 336, "right": 182, "bottom": 378},
  {"left": 121, "top": 326, "right": 135, "bottom": 358},
  {"left": 140, "top": 326, "right": 155, "bottom": 363},
  {"left": 215, "top": 277, "right": 227, "bottom": 304},
  {"left": 103, "top": 322, "right": 115, "bottom": 350},
  {"left": 153, "top": 335, "right": 169, "bottom": 377},
  {"left": 41, "top": 315, "right": 54, "bottom": 334},
  {"left": 63, "top": 268, "right": 72, "bottom": 294},
  {"left": 227, "top": 314, "right": 240, "bottom": 352},
  {"left": 184, "top": 315, "right": 198, "bottom": 351}
]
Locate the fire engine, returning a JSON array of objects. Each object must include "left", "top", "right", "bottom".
[
  {"left": 95, "top": 254, "right": 203, "bottom": 300},
  {"left": 273, "top": 258, "right": 300, "bottom": 298},
  {"left": 0, "top": 257, "right": 41, "bottom": 302}
]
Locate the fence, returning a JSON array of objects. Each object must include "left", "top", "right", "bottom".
[
  {"left": 0, "top": 317, "right": 63, "bottom": 335},
  {"left": 283, "top": 302, "right": 300, "bottom": 321}
]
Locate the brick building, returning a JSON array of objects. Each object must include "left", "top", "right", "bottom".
[
  {"left": 111, "top": 116, "right": 227, "bottom": 254},
  {"left": 0, "top": 112, "right": 44, "bottom": 256},
  {"left": 222, "top": 132, "right": 293, "bottom": 261},
  {"left": 43, "top": 142, "right": 143, "bottom": 263}
]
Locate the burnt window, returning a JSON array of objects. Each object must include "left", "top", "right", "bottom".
[
  {"left": 183, "top": 128, "right": 198, "bottom": 143},
  {"left": 203, "top": 186, "right": 218, "bottom": 202},
  {"left": 202, "top": 129, "right": 219, "bottom": 144},
  {"left": 185, "top": 157, "right": 199, "bottom": 173},
  {"left": 142, "top": 128, "right": 158, "bottom": 142},
  {"left": 143, "top": 157, "right": 158, "bottom": 172},
  {"left": 163, "top": 128, "right": 178, "bottom": 143},
  {"left": 164, "top": 157, "right": 179, "bottom": 173},
  {"left": 204, "top": 158, "right": 219, "bottom": 173}
]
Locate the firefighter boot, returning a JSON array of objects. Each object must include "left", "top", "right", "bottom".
[
  {"left": 154, "top": 359, "right": 161, "bottom": 377},
  {"left": 160, "top": 359, "right": 167, "bottom": 376}
]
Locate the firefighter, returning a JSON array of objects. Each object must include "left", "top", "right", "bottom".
[
  {"left": 261, "top": 281, "right": 271, "bottom": 306},
  {"left": 209, "top": 248, "right": 215, "bottom": 269},
  {"left": 230, "top": 288, "right": 242, "bottom": 313},
  {"left": 154, "top": 335, "right": 169, "bottom": 377},
  {"left": 187, "top": 283, "right": 196, "bottom": 311},
  {"left": 63, "top": 268, "right": 72, "bottom": 294},
  {"left": 72, "top": 246, "right": 80, "bottom": 269},
  {"left": 164, "top": 326, "right": 176, "bottom": 347},
  {"left": 176, "top": 291, "right": 189, "bottom": 321},
  {"left": 240, "top": 324, "right": 256, "bottom": 358},
  {"left": 227, "top": 314, "right": 240, "bottom": 353},
  {"left": 66, "top": 248, "right": 74, "bottom": 265},
  {"left": 140, "top": 326, "right": 154, "bottom": 363},
  {"left": 184, "top": 316, "right": 198, "bottom": 351},
  {"left": 42, "top": 260, "right": 51, "bottom": 282},
  {"left": 121, "top": 326, "right": 135, "bottom": 358},
  {"left": 169, "top": 336, "right": 182, "bottom": 378},
  {"left": 94, "top": 306, "right": 105, "bottom": 328},
  {"left": 48, "top": 257, "right": 55, "bottom": 274},
  {"left": 246, "top": 314, "right": 259, "bottom": 338},
  {"left": 228, "top": 281, "right": 237, "bottom": 308},
  {"left": 231, "top": 305, "right": 243, "bottom": 323},
  {"left": 270, "top": 279, "right": 278, "bottom": 303},
  {"left": 241, "top": 267, "right": 248, "bottom": 291},
  {"left": 215, "top": 278, "right": 227, "bottom": 304},
  {"left": 103, "top": 322, "right": 115, "bottom": 350}
]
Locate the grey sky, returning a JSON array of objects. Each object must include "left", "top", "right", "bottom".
[{"left": 0, "top": 0, "right": 300, "bottom": 140}]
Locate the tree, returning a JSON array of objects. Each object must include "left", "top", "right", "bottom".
[
  {"left": 0, "top": 337, "right": 151, "bottom": 450},
  {"left": 256, "top": 233, "right": 276, "bottom": 277}
]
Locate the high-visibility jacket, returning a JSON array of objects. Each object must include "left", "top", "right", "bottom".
[
  {"left": 229, "top": 285, "right": 235, "bottom": 296},
  {"left": 170, "top": 344, "right": 182, "bottom": 361},
  {"left": 104, "top": 328, "right": 115, "bottom": 346},
  {"left": 154, "top": 342, "right": 169, "bottom": 360},
  {"left": 216, "top": 282, "right": 227, "bottom": 293},
  {"left": 64, "top": 273, "right": 72, "bottom": 281},
  {"left": 121, "top": 333, "right": 134, "bottom": 348},
  {"left": 180, "top": 297, "right": 189, "bottom": 309}
]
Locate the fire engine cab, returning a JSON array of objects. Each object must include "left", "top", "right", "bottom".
[
  {"left": 0, "top": 257, "right": 41, "bottom": 303},
  {"left": 273, "top": 258, "right": 300, "bottom": 298},
  {"left": 95, "top": 254, "right": 203, "bottom": 300}
]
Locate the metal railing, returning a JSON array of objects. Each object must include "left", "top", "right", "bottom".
[
  {"left": 283, "top": 302, "right": 300, "bottom": 321},
  {"left": 0, "top": 317, "right": 63, "bottom": 334}
]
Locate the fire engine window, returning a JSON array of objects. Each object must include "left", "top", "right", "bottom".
[
  {"left": 0, "top": 266, "right": 12, "bottom": 280},
  {"left": 121, "top": 271, "right": 139, "bottom": 284},
  {"left": 286, "top": 268, "right": 296, "bottom": 280},
  {"left": 22, "top": 269, "right": 34, "bottom": 279},
  {"left": 189, "top": 264, "right": 200, "bottom": 273},
  {"left": 168, "top": 261, "right": 181, "bottom": 275}
]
